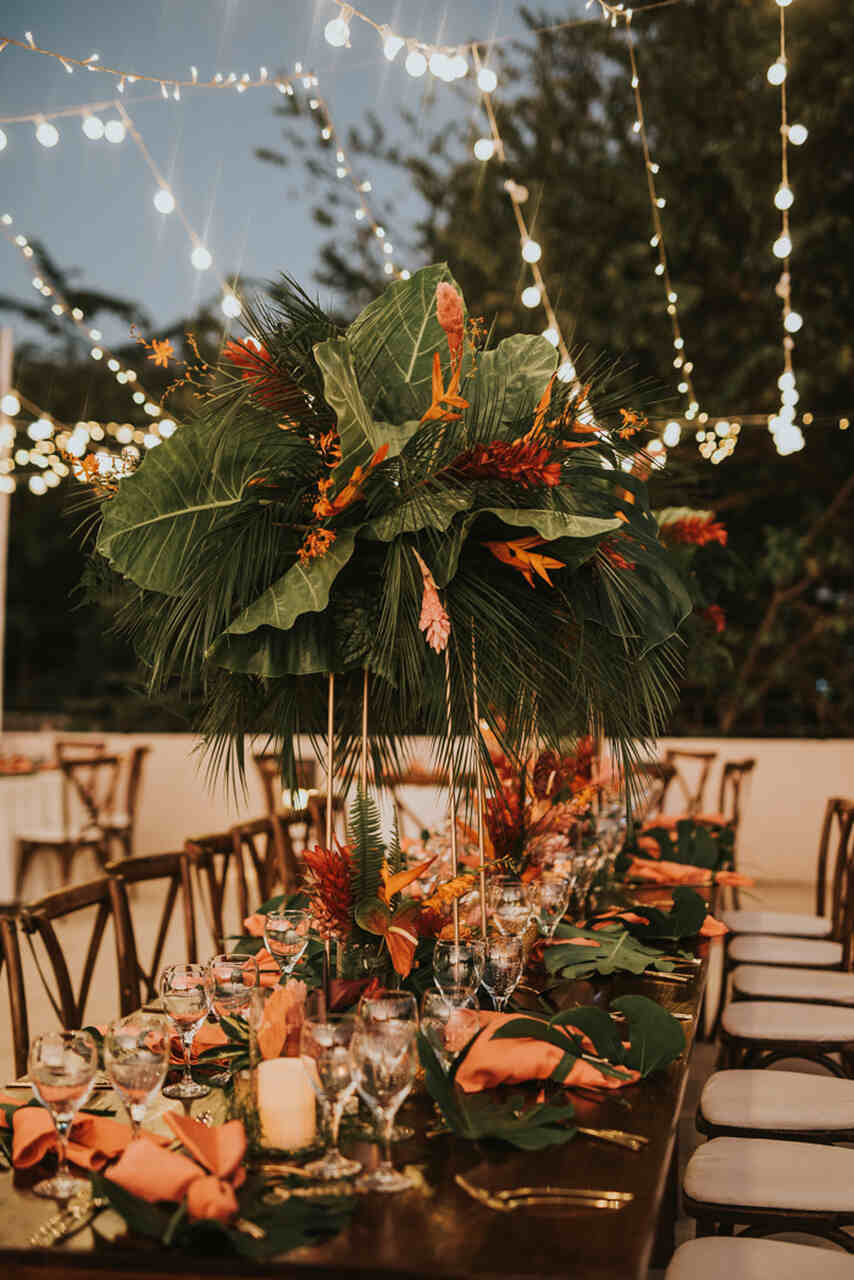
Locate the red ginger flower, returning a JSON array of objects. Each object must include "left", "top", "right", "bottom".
[
  {"left": 701, "top": 604, "right": 726, "bottom": 633},
  {"left": 303, "top": 843, "right": 354, "bottom": 939},
  {"left": 223, "top": 337, "right": 293, "bottom": 408},
  {"left": 436, "top": 282, "right": 464, "bottom": 366},
  {"left": 661, "top": 515, "right": 728, "bottom": 547},
  {"left": 449, "top": 439, "right": 561, "bottom": 488}
]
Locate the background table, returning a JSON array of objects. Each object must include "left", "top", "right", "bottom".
[{"left": 0, "top": 770, "right": 66, "bottom": 903}]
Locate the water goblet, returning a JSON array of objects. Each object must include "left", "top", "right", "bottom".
[
  {"left": 487, "top": 876, "right": 534, "bottom": 936},
  {"left": 300, "top": 1012, "right": 362, "bottom": 1179},
  {"left": 356, "top": 989, "right": 417, "bottom": 1140},
  {"left": 481, "top": 934, "right": 525, "bottom": 1013},
  {"left": 573, "top": 847, "right": 600, "bottom": 917},
  {"left": 160, "top": 962, "right": 213, "bottom": 1100},
  {"left": 433, "top": 938, "right": 485, "bottom": 1001},
  {"left": 531, "top": 873, "right": 574, "bottom": 938},
  {"left": 350, "top": 1019, "right": 418, "bottom": 1192},
  {"left": 264, "top": 908, "right": 310, "bottom": 978},
  {"left": 420, "top": 990, "right": 480, "bottom": 1070},
  {"left": 208, "top": 952, "right": 257, "bottom": 1087},
  {"left": 28, "top": 1030, "right": 98, "bottom": 1200},
  {"left": 104, "top": 1013, "right": 170, "bottom": 1138}
]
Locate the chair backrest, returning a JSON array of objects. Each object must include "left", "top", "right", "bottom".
[
  {"left": 184, "top": 830, "right": 241, "bottom": 953},
  {"left": 632, "top": 760, "right": 678, "bottom": 822},
  {"left": 55, "top": 738, "right": 107, "bottom": 764},
  {"left": 252, "top": 752, "right": 317, "bottom": 816},
  {"left": 663, "top": 749, "right": 718, "bottom": 815},
  {"left": 7, "top": 876, "right": 133, "bottom": 1078},
  {"left": 814, "top": 797, "right": 854, "bottom": 928},
  {"left": 59, "top": 753, "right": 123, "bottom": 832},
  {"left": 123, "top": 745, "right": 150, "bottom": 823},
  {"left": 716, "top": 758, "right": 756, "bottom": 832},
  {"left": 233, "top": 814, "right": 301, "bottom": 906},
  {"left": 104, "top": 852, "right": 198, "bottom": 1005},
  {"left": 830, "top": 804, "right": 854, "bottom": 966}
]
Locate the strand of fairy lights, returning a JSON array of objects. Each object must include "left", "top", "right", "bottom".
[{"left": 767, "top": 0, "right": 806, "bottom": 456}]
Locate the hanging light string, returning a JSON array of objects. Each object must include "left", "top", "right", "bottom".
[
  {"left": 0, "top": 94, "right": 158, "bottom": 124},
  {"left": 767, "top": 0, "right": 805, "bottom": 456}
]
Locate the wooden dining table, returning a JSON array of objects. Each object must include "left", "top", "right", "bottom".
[{"left": 0, "top": 884, "right": 718, "bottom": 1279}]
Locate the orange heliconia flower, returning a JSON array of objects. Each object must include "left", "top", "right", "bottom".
[
  {"left": 148, "top": 338, "right": 174, "bottom": 368},
  {"left": 312, "top": 444, "right": 389, "bottom": 519},
  {"left": 420, "top": 351, "right": 469, "bottom": 424},
  {"left": 298, "top": 528, "right": 337, "bottom": 564},
  {"left": 483, "top": 535, "right": 564, "bottom": 588}
]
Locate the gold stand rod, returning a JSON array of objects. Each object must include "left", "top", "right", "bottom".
[
  {"left": 444, "top": 647, "right": 460, "bottom": 947},
  {"left": 471, "top": 628, "right": 488, "bottom": 939},
  {"left": 360, "top": 668, "right": 369, "bottom": 794}
]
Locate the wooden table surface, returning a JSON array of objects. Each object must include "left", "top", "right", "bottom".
[{"left": 0, "top": 886, "right": 717, "bottom": 1280}]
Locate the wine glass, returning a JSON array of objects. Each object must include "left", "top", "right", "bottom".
[
  {"left": 420, "top": 990, "right": 480, "bottom": 1070},
  {"left": 104, "top": 1013, "right": 170, "bottom": 1138},
  {"left": 159, "top": 962, "right": 213, "bottom": 1100},
  {"left": 28, "top": 1030, "right": 98, "bottom": 1200},
  {"left": 300, "top": 1012, "right": 362, "bottom": 1180},
  {"left": 350, "top": 1019, "right": 418, "bottom": 1193},
  {"left": 357, "top": 989, "right": 417, "bottom": 1140},
  {"left": 573, "top": 848, "right": 600, "bottom": 918},
  {"left": 264, "top": 908, "right": 310, "bottom": 978},
  {"left": 487, "top": 876, "right": 534, "bottom": 936},
  {"left": 208, "top": 952, "right": 257, "bottom": 1087},
  {"left": 481, "top": 934, "right": 525, "bottom": 1013},
  {"left": 433, "top": 939, "right": 485, "bottom": 1002},
  {"left": 530, "top": 873, "right": 574, "bottom": 938}
]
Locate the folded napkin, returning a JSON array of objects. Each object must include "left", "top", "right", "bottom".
[
  {"left": 243, "top": 913, "right": 266, "bottom": 938},
  {"left": 108, "top": 1137, "right": 204, "bottom": 1202},
  {"left": 454, "top": 1012, "right": 639, "bottom": 1095},
  {"left": 162, "top": 1113, "right": 246, "bottom": 1182},
  {"left": 243, "top": 946, "right": 281, "bottom": 988},
  {"left": 4, "top": 1102, "right": 167, "bottom": 1172},
  {"left": 628, "top": 855, "right": 753, "bottom": 889},
  {"left": 591, "top": 905, "right": 728, "bottom": 938},
  {"left": 256, "top": 978, "right": 307, "bottom": 1060},
  {"left": 185, "top": 1176, "right": 239, "bottom": 1223},
  {"left": 169, "top": 1019, "right": 228, "bottom": 1065}
]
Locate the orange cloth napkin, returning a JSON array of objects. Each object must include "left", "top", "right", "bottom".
[
  {"left": 107, "top": 1137, "right": 206, "bottom": 1202},
  {"left": 628, "top": 855, "right": 753, "bottom": 889},
  {"left": 454, "top": 1012, "right": 639, "bottom": 1095},
  {"left": 592, "top": 903, "right": 729, "bottom": 938},
  {"left": 243, "top": 947, "right": 281, "bottom": 987},
  {"left": 3, "top": 1102, "right": 167, "bottom": 1172},
  {"left": 243, "top": 913, "right": 266, "bottom": 938},
  {"left": 162, "top": 1113, "right": 246, "bottom": 1182},
  {"left": 108, "top": 1115, "right": 248, "bottom": 1222},
  {"left": 169, "top": 1019, "right": 229, "bottom": 1065},
  {"left": 186, "top": 1176, "right": 239, "bottom": 1223},
  {"left": 255, "top": 979, "right": 307, "bottom": 1059}
]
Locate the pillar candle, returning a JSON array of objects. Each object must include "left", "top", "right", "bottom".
[{"left": 256, "top": 1056, "right": 316, "bottom": 1151}]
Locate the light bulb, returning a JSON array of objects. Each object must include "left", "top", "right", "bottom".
[
  {"left": 541, "top": 327, "right": 559, "bottom": 347},
  {"left": 153, "top": 188, "right": 175, "bottom": 214},
  {"left": 774, "top": 184, "right": 794, "bottom": 210},
  {"left": 477, "top": 67, "right": 497, "bottom": 93},
  {"left": 521, "top": 285, "right": 541, "bottom": 309},
  {"left": 782, "top": 387, "right": 799, "bottom": 406},
  {"left": 784, "top": 311, "right": 803, "bottom": 333},
  {"left": 159, "top": 419, "right": 176, "bottom": 438},
  {"left": 767, "top": 59, "right": 787, "bottom": 85},
  {"left": 778, "top": 371, "right": 795, "bottom": 391},
  {"left": 324, "top": 16, "right": 351, "bottom": 47},
  {"left": 104, "top": 120, "right": 125, "bottom": 143},
  {"left": 28, "top": 475, "right": 47, "bottom": 495},
  {"left": 221, "top": 292, "right": 241, "bottom": 318},
  {"left": 81, "top": 115, "right": 104, "bottom": 140},
  {"left": 191, "top": 245, "right": 212, "bottom": 270},
  {"left": 522, "top": 238, "right": 542, "bottom": 263},
  {"left": 35, "top": 121, "right": 59, "bottom": 148},
  {"left": 429, "top": 52, "right": 452, "bottom": 81},
  {"left": 383, "top": 32, "right": 404, "bottom": 61},
  {"left": 0, "top": 393, "right": 21, "bottom": 415},
  {"left": 0, "top": 129, "right": 6, "bottom": 152},
  {"left": 773, "top": 233, "right": 792, "bottom": 258},
  {"left": 90, "top": 347, "right": 103, "bottom": 360},
  {"left": 405, "top": 49, "right": 427, "bottom": 77},
  {"left": 473, "top": 137, "right": 494, "bottom": 161},
  {"left": 28, "top": 418, "right": 53, "bottom": 440},
  {"left": 788, "top": 123, "right": 808, "bottom": 145},
  {"left": 449, "top": 54, "right": 469, "bottom": 79},
  {"left": 776, "top": 0, "right": 792, "bottom": 7},
  {"left": 0, "top": 476, "right": 15, "bottom": 494},
  {"left": 663, "top": 421, "right": 682, "bottom": 447},
  {"left": 557, "top": 360, "right": 576, "bottom": 383}
]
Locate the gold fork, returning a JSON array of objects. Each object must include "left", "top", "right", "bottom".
[{"left": 455, "top": 1173, "right": 633, "bottom": 1213}]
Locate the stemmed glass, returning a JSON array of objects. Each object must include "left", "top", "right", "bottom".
[
  {"left": 530, "top": 873, "right": 574, "bottom": 938},
  {"left": 264, "top": 908, "right": 310, "bottom": 978},
  {"left": 433, "top": 939, "right": 485, "bottom": 1003},
  {"left": 208, "top": 952, "right": 258, "bottom": 1087},
  {"left": 357, "top": 990, "right": 417, "bottom": 1141},
  {"left": 481, "top": 934, "right": 525, "bottom": 1013},
  {"left": 573, "top": 848, "right": 600, "bottom": 918},
  {"left": 486, "top": 876, "right": 534, "bottom": 935},
  {"left": 104, "top": 1013, "right": 170, "bottom": 1138},
  {"left": 350, "top": 1018, "right": 418, "bottom": 1193},
  {"left": 28, "top": 1030, "right": 98, "bottom": 1200},
  {"left": 160, "top": 962, "right": 213, "bottom": 1100},
  {"left": 300, "top": 1011, "right": 362, "bottom": 1180},
  {"left": 420, "top": 990, "right": 480, "bottom": 1070}
]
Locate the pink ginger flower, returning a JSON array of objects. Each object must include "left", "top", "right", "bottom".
[
  {"left": 436, "top": 282, "right": 464, "bottom": 366},
  {"left": 412, "top": 548, "right": 451, "bottom": 653}
]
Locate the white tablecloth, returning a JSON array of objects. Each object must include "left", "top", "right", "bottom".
[{"left": 0, "top": 771, "right": 65, "bottom": 902}]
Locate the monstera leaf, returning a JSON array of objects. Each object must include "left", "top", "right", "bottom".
[
  {"left": 97, "top": 416, "right": 298, "bottom": 595},
  {"left": 465, "top": 333, "right": 558, "bottom": 425},
  {"left": 346, "top": 263, "right": 466, "bottom": 424}
]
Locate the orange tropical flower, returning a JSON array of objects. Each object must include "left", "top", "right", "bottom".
[
  {"left": 412, "top": 549, "right": 451, "bottom": 653},
  {"left": 313, "top": 444, "right": 388, "bottom": 519},
  {"left": 298, "top": 528, "right": 336, "bottom": 564},
  {"left": 483, "top": 536, "right": 564, "bottom": 588},
  {"left": 617, "top": 408, "right": 648, "bottom": 438},
  {"left": 148, "top": 338, "right": 174, "bottom": 368},
  {"left": 420, "top": 351, "right": 469, "bottom": 424},
  {"left": 436, "top": 282, "right": 464, "bottom": 367}
]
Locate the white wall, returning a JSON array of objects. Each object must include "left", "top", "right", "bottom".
[{"left": 4, "top": 731, "right": 854, "bottom": 884}]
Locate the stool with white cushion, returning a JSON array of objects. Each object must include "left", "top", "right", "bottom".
[
  {"left": 720, "top": 1000, "right": 854, "bottom": 1075},
  {"left": 732, "top": 964, "right": 854, "bottom": 1005},
  {"left": 682, "top": 1136, "right": 854, "bottom": 1250},
  {"left": 697, "top": 1069, "right": 854, "bottom": 1142},
  {"left": 666, "top": 1237, "right": 854, "bottom": 1280},
  {"left": 729, "top": 933, "right": 843, "bottom": 968}
]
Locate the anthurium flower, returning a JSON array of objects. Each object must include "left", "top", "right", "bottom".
[{"left": 483, "top": 536, "right": 565, "bottom": 588}]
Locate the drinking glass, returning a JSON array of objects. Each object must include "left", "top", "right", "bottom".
[
  {"left": 357, "top": 990, "right": 417, "bottom": 1140},
  {"left": 264, "top": 908, "right": 310, "bottom": 978},
  {"left": 28, "top": 1030, "right": 98, "bottom": 1199},
  {"left": 481, "top": 934, "right": 525, "bottom": 1013},
  {"left": 300, "top": 1012, "right": 362, "bottom": 1179},
  {"left": 573, "top": 847, "right": 600, "bottom": 917},
  {"left": 208, "top": 952, "right": 257, "bottom": 1087},
  {"left": 420, "top": 990, "right": 480, "bottom": 1070},
  {"left": 160, "top": 962, "right": 213, "bottom": 1099},
  {"left": 530, "top": 873, "right": 574, "bottom": 937},
  {"left": 433, "top": 939, "right": 485, "bottom": 1001},
  {"left": 486, "top": 876, "right": 534, "bottom": 936},
  {"left": 350, "top": 1019, "right": 418, "bottom": 1192},
  {"left": 104, "top": 1013, "right": 170, "bottom": 1138}
]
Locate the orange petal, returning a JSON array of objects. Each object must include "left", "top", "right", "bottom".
[{"left": 383, "top": 856, "right": 435, "bottom": 901}]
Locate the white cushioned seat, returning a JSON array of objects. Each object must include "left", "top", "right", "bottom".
[
  {"left": 666, "top": 1237, "right": 854, "bottom": 1280},
  {"left": 15, "top": 825, "right": 103, "bottom": 844},
  {"left": 684, "top": 1136, "right": 854, "bottom": 1211},
  {"left": 721, "top": 908, "right": 832, "bottom": 938},
  {"left": 722, "top": 1000, "right": 854, "bottom": 1041},
  {"left": 729, "top": 934, "right": 843, "bottom": 967},
  {"left": 733, "top": 965, "right": 854, "bottom": 1005},
  {"left": 700, "top": 1069, "right": 854, "bottom": 1131}
]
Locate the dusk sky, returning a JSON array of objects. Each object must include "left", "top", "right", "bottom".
[{"left": 0, "top": 0, "right": 565, "bottom": 348}]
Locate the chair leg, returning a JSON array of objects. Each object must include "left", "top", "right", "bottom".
[
  {"left": 14, "top": 839, "right": 31, "bottom": 899},
  {"left": 59, "top": 842, "right": 76, "bottom": 886}
]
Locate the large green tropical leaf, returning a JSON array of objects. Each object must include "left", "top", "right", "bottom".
[
  {"left": 209, "top": 615, "right": 332, "bottom": 676},
  {"left": 482, "top": 506, "right": 621, "bottom": 542},
  {"left": 364, "top": 490, "right": 471, "bottom": 541},
  {"left": 466, "top": 333, "right": 557, "bottom": 425},
  {"left": 346, "top": 263, "right": 465, "bottom": 424},
  {"left": 611, "top": 995, "right": 686, "bottom": 1076},
  {"left": 221, "top": 530, "right": 357, "bottom": 638},
  {"left": 97, "top": 417, "right": 293, "bottom": 595}
]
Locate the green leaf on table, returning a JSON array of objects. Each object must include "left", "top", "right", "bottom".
[
  {"left": 611, "top": 995, "right": 686, "bottom": 1076},
  {"left": 588, "top": 887, "right": 708, "bottom": 942},
  {"left": 544, "top": 924, "right": 680, "bottom": 981},
  {"left": 550, "top": 1005, "right": 624, "bottom": 1061}
]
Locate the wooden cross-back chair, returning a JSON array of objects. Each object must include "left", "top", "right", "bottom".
[
  {"left": 101, "top": 745, "right": 151, "bottom": 861},
  {"left": 54, "top": 738, "right": 107, "bottom": 763},
  {"left": 716, "top": 758, "right": 756, "bottom": 906},
  {"left": 632, "top": 760, "right": 678, "bottom": 823},
  {"left": 14, "top": 753, "right": 124, "bottom": 896},
  {"left": 2, "top": 876, "right": 134, "bottom": 1079},
  {"left": 104, "top": 851, "right": 198, "bottom": 1006},
  {"left": 253, "top": 751, "right": 344, "bottom": 848},
  {"left": 378, "top": 765, "right": 452, "bottom": 842},
  {"left": 663, "top": 748, "right": 718, "bottom": 816}
]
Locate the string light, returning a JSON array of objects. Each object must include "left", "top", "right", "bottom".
[
  {"left": 324, "top": 7, "right": 352, "bottom": 48},
  {"left": 81, "top": 114, "right": 104, "bottom": 139},
  {"left": 35, "top": 119, "right": 59, "bottom": 147}
]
